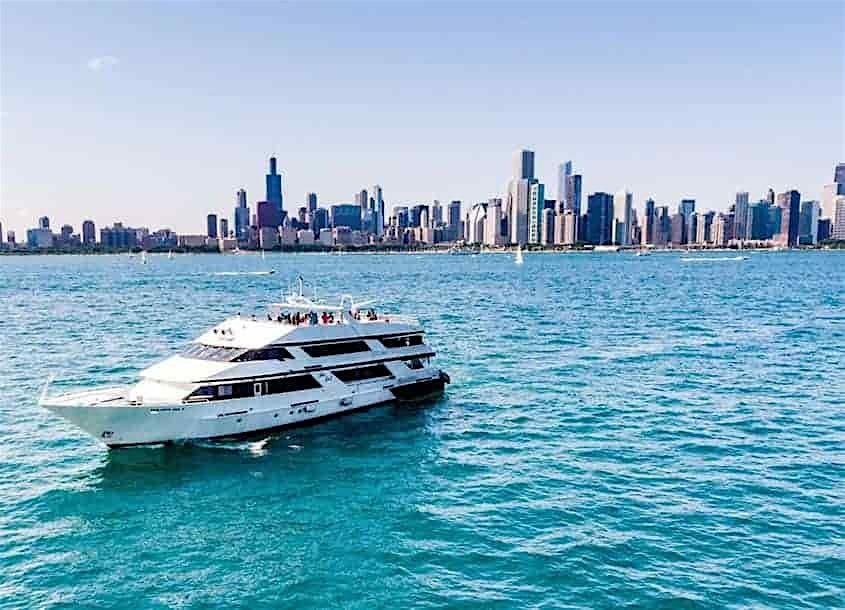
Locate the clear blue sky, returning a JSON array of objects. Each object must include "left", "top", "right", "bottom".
[{"left": 1, "top": 0, "right": 843, "bottom": 235}]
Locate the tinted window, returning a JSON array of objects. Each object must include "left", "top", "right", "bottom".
[
  {"left": 186, "top": 374, "right": 321, "bottom": 401},
  {"left": 233, "top": 346, "right": 293, "bottom": 362},
  {"left": 333, "top": 364, "right": 393, "bottom": 383},
  {"left": 379, "top": 335, "right": 424, "bottom": 349},
  {"left": 302, "top": 341, "right": 370, "bottom": 358},
  {"left": 182, "top": 344, "right": 246, "bottom": 361}
]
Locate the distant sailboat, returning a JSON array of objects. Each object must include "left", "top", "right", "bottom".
[
  {"left": 261, "top": 250, "right": 266, "bottom": 260},
  {"left": 141, "top": 251, "right": 148, "bottom": 265},
  {"left": 515, "top": 245, "right": 524, "bottom": 265},
  {"left": 167, "top": 250, "right": 173, "bottom": 260}
]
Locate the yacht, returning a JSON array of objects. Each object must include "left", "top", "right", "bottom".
[{"left": 40, "top": 284, "right": 449, "bottom": 448}]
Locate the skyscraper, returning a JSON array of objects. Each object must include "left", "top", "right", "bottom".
[
  {"left": 484, "top": 198, "right": 504, "bottom": 246},
  {"left": 512, "top": 149, "right": 535, "bottom": 180},
  {"left": 265, "top": 157, "right": 283, "bottom": 218},
  {"left": 219, "top": 218, "right": 229, "bottom": 239},
  {"left": 833, "top": 196, "right": 845, "bottom": 240},
  {"left": 679, "top": 199, "right": 695, "bottom": 218},
  {"left": 528, "top": 182, "right": 546, "bottom": 244},
  {"left": 256, "top": 201, "right": 280, "bottom": 228},
  {"left": 798, "top": 200, "right": 820, "bottom": 245},
  {"left": 734, "top": 192, "right": 749, "bottom": 241},
  {"left": 372, "top": 185, "right": 384, "bottom": 237},
  {"left": 447, "top": 200, "right": 461, "bottom": 241},
  {"left": 506, "top": 149, "right": 536, "bottom": 245},
  {"left": 39, "top": 216, "right": 50, "bottom": 230},
  {"left": 207, "top": 214, "right": 218, "bottom": 238},
  {"left": 766, "top": 188, "right": 775, "bottom": 206},
  {"left": 747, "top": 200, "right": 771, "bottom": 240},
  {"left": 776, "top": 190, "right": 801, "bottom": 247},
  {"left": 613, "top": 190, "right": 633, "bottom": 245},
  {"left": 234, "top": 189, "right": 250, "bottom": 241},
  {"left": 82, "top": 220, "right": 96, "bottom": 245},
  {"left": 835, "top": 163, "right": 845, "bottom": 185},
  {"left": 331, "top": 204, "right": 363, "bottom": 230},
  {"left": 432, "top": 200, "right": 443, "bottom": 226},
  {"left": 643, "top": 198, "right": 655, "bottom": 245},
  {"left": 557, "top": 161, "right": 572, "bottom": 210},
  {"left": 586, "top": 192, "right": 613, "bottom": 245},
  {"left": 306, "top": 192, "right": 318, "bottom": 214}
]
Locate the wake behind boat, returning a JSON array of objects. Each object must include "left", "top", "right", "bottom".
[
  {"left": 681, "top": 255, "right": 749, "bottom": 262},
  {"left": 211, "top": 270, "right": 276, "bottom": 276},
  {"left": 40, "top": 282, "right": 449, "bottom": 447}
]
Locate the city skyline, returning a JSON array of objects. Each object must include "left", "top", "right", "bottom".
[{"left": 2, "top": 1, "right": 844, "bottom": 236}]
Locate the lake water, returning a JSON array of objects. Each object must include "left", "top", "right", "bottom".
[{"left": 0, "top": 251, "right": 843, "bottom": 608}]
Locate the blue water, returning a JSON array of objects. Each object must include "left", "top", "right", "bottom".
[{"left": 1, "top": 251, "right": 843, "bottom": 608}]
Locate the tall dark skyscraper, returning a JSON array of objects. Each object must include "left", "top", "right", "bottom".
[
  {"left": 586, "top": 192, "right": 613, "bottom": 245},
  {"left": 265, "top": 157, "right": 283, "bottom": 217},
  {"left": 835, "top": 163, "right": 845, "bottom": 184},
  {"left": 734, "top": 192, "right": 749, "bottom": 240},
  {"left": 234, "top": 189, "right": 250, "bottom": 241},
  {"left": 207, "top": 214, "right": 218, "bottom": 238},
  {"left": 82, "top": 220, "right": 96, "bottom": 245},
  {"left": 777, "top": 190, "right": 801, "bottom": 247},
  {"left": 643, "top": 198, "right": 655, "bottom": 245},
  {"left": 306, "top": 192, "right": 318, "bottom": 214}
]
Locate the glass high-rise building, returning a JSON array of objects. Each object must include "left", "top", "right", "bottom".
[
  {"left": 512, "top": 149, "right": 535, "bottom": 180},
  {"left": 306, "top": 192, "right": 318, "bottom": 214},
  {"left": 234, "top": 189, "right": 250, "bottom": 241},
  {"left": 586, "top": 192, "right": 613, "bottom": 245},
  {"left": 331, "top": 204, "right": 363, "bottom": 230},
  {"left": 734, "top": 192, "right": 749, "bottom": 240},
  {"left": 777, "top": 190, "right": 801, "bottom": 247},
  {"left": 207, "top": 214, "right": 218, "bottom": 238},
  {"left": 82, "top": 220, "right": 96, "bottom": 245},
  {"left": 265, "top": 157, "right": 283, "bottom": 217}
]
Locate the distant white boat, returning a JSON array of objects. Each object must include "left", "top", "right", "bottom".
[
  {"left": 167, "top": 250, "right": 174, "bottom": 260},
  {"left": 635, "top": 249, "right": 651, "bottom": 257},
  {"left": 141, "top": 251, "right": 148, "bottom": 265},
  {"left": 261, "top": 250, "right": 266, "bottom": 260},
  {"left": 515, "top": 245, "right": 524, "bottom": 265}
]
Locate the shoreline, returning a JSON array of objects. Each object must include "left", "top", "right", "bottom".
[{"left": 1, "top": 242, "right": 843, "bottom": 256}]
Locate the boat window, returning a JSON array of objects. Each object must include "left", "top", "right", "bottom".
[
  {"left": 266, "top": 375, "right": 321, "bottom": 394},
  {"left": 302, "top": 341, "right": 370, "bottom": 358},
  {"left": 233, "top": 346, "right": 294, "bottom": 362},
  {"left": 186, "top": 374, "right": 321, "bottom": 402},
  {"left": 332, "top": 364, "right": 393, "bottom": 383},
  {"left": 403, "top": 358, "right": 424, "bottom": 370},
  {"left": 181, "top": 344, "right": 246, "bottom": 361},
  {"left": 379, "top": 335, "right": 424, "bottom": 349}
]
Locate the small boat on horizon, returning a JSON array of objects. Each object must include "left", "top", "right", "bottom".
[{"left": 515, "top": 245, "right": 524, "bottom": 265}]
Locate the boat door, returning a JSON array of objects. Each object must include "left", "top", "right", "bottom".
[{"left": 253, "top": 382, "right": 264, "bottom": 397}]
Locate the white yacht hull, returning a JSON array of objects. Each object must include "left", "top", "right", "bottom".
[{"left": 42, "top": 372, "right": 446, "bottom": 447}]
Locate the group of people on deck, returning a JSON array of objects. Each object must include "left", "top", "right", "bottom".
[
  {"left": 267, "top": 308, "right": 379, "bottom": 326},
  {"left": 352, "top": 309, "right": 378, "bottom": 321}
]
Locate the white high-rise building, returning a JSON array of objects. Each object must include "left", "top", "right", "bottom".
[
  {"left": 485, "top": 198, "right": 504, "bottom": 246},
  {"left": 823, "top": 182, "right": 845, "bottom": 221},
  {"left": 372, "top": 185, "right": 384, "bottom": 237},
  {"left": 467, "top": 203, "right": 487, "bottom": 244},
  {"left": 833, "top": 196, "right": 845, "bottom": 240},
  {"left": 557, "top": 161, "right": 572, "bottom": 210},
  {"left": 613, "top": 190, "right": 633, "bottom": 246}
]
